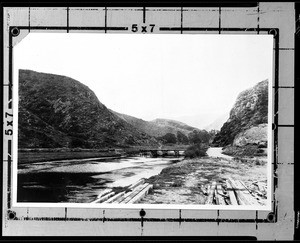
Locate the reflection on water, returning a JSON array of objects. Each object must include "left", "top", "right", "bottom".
[{"left": 17, "top": 156, "right": 182, "bottom": 203}]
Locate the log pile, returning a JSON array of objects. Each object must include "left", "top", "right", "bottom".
[
  {"left": 204, "top": 177, "right": 266, "bottom": 205},
  {"left": 91, "top": 179, "right": 153, "bottom": 204}
]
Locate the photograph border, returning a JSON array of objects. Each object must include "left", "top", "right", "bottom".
[{"left": 5, "top": 25, "right": 277, "bottom": 221}]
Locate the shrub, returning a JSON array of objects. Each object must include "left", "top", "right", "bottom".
[{"left": 184, "top": 143, "right": 208, "bottom": 158}]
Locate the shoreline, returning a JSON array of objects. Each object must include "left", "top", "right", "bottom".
[
  {"left": 17, "top": 146, "right": 189, "bottom": 164},
  {"left": 17, "top": 151, "right": 127, "bottom": 164}
]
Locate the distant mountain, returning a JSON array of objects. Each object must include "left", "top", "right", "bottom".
[
  {"left": 149, "top": 118, "right": 199, "bottom": 136},
  {"left": 18, "top": 70, "right": 158, "bottom": 148},
  {"left": 204, "top": 113, "right": 229, "bottom": 131},
  {"left": 112, "top": 111, "right": 199, "bottom": 137},
  {"left": 173, "top": 113, "right": 220, "bottom": 130}
]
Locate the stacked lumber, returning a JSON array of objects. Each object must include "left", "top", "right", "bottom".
[
  {"left": 227, "top": 178, "right": 260, "bottom": 206},
  {"left": 204, "top": 178, "right": 263, "bottom": 205},
  {"left": 248, "top": 179, "right": 268, "bottom": 199},
  {"left": 91, "top": 189, "right": 115, "bottom": 203},
  {"left": 91, "top": 179, "right": 153, "bottom": 204},
  {"left": 205, "top": 181, "right": 230, "bottom": 205}
]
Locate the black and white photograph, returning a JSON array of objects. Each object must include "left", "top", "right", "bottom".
[{"left": 14, "top": 33, "right": 273, "bottom": 207}]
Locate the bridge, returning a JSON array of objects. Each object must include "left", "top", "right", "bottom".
[{"left": 139, "top": 149, "right": 185, "bottom": 157}]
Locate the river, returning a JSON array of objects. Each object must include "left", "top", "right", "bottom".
[
  {"left": 17, "top": 156, "right": 183, "bottom": 203},
  {"left": 17, "top": 147, "right": 231, "bottom": 203},
  {"left": 206, "top": 147, "right": 234, "bottom": 160}
]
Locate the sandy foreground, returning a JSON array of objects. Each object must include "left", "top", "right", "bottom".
[{"left": 138, "top": 156, "right": 267, "bottom": 205}]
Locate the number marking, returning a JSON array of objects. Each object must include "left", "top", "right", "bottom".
[{"left": 131, "top": 24, "right": 155, "bottom": 33}]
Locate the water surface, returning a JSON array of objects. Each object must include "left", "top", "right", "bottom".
[
  {"left": 206, "top": 147, "right": 234, "bottom": 160},
  {"left": 18, "top": 156, "right": 182, "bottom": 203}
]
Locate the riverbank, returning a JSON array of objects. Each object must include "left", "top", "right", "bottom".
[
  {"left": 18, "top": 150, "right": 123, "bottom": 164},
  {"left": 18, "top": 145, "right": 189, "bottom": 164},
  {"left": 139, "top": 155, "right": 267, "bottom": 205}
]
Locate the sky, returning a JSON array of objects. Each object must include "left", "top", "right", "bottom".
[{"left": 14, "top": 33, "right": 273, "bottom": 129}]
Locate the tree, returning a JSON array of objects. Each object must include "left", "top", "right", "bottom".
[
  {"left": 159, "top": 133, "right": 177, "bottom": 144},
  {"left": 177, "top": 131, "right": 189, "bottom": 144},
  {"left": 188, "top": 129, "right": 210, "bottom": 144},
  {"left": 208, "top": 129, "right": 218, "bottom": 144},
  {"left": 198, "top": 130, "right": 210, "bottom": 144},
  {"left": 188, "top": 130, "right": 202, "bottom": 144}
]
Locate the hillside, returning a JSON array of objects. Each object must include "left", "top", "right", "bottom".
[
  {"left": 18, "top": 69, "right": 158, "bottom": 148},
  {"left": 213, "top": 80, "right": 269, "bottom": 155},
  {"left": 112, "top": 111, "right": 199, "bottom": 137}
]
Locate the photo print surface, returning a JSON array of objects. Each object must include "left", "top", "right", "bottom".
[{"left": 14, "top": 33, "right": 273, "bottom": 208}]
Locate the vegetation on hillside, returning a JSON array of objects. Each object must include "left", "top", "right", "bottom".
[
  {"left": 18, "top": 69, "right": 158, "bottom": 149},
  {"left": 19, "top": 70, "right": 216, "bottom": 150}
]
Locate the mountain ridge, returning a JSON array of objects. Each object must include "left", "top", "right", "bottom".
[
  {"left": 111, "top": 110, "right": 199, "bottom": 138},
  {"left": 18, "top": 69, "right": 158, "bottom": 148}
]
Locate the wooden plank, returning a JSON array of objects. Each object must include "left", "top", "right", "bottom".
[
  {"left": 217, "top": 191, "right": 228, "bottom": 198},
  {"left": 127, "top": 184, "right": 153, "bottom": 204},
  {"left": 104, "top": 191, "right": 126, "bottom": 203},
  {"left": 121, "top": 184, "right": 147, "bottom": 203},
  {"left": 91, "top": 191, "right": 115, "bottom": 203},
  {"left": 239, "top": 180, "right": 264, "bottom": 201},
  {"left": 122, "top": 184, "right": 150, "bottom": 204},
  {"left": 237, "top": 180, "right": 261, "bottom": 203},
  {"left": 239, "top": 180, "right": 252, "bottom": 193},
  {"left": 112, "top": 179, "right": 146, "bottom": 204},
  {"left": 113, "top": 190, "right": 134, "bottom": 203},
  {"left": 228, "top": 178, "right": 251, "bottom": 205},
  {"left": 225, "top": 180, "right": 238, "bottom": 205},
  {"left": 200, "top": 185, "right": 208, "bottom": 196},
  {"left": 236, "top": 180, "right": 260, "bottom": 205},
  {"left": 129, "top": 179, "right": 145, "bottom": 190},
  {"left": 224, "top": 197, "right": 231, "bottom": 205},
  {"left": 205, "top": 181, "right": 216, "bottom": 205},
  {"left": 215, "top": 184, "right": 227, "bottom": 205},
  {"left": 96, "top": 189, "right": 113, "bottom": 199},
  {"left": 228, "top": 178, "right": 260, "bottom": 206}
]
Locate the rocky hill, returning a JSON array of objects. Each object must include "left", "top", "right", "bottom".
[
  {"left": 113, "top": 111, "right": 199, "bottom": 138},
  {"left": 213, "top": 80, "right": 269, "bottom": 155},
  {"left": 18, "top": 70, "right": 158, "bottom": 148}
]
